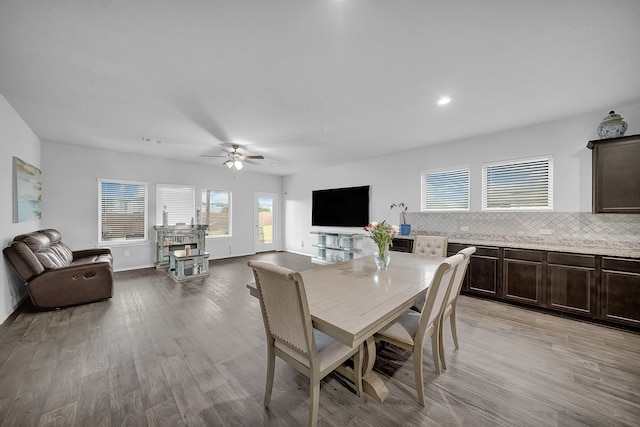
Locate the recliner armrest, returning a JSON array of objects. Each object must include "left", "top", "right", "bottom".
[{"left": 72, "top": 247, "right": 112, "bottom": 259}]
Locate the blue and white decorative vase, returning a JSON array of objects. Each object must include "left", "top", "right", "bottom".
[{"left": 598, "top": 110, "right": 628, "bottom": 139}]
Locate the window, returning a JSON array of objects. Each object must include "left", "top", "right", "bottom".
[
  {"left": 156, "top": 184, "right": 195, "bottom": 226},
  {"left": 421, "top": 167, "right": 470, "bottom": 211},
  {"left": 98, "top": 179, "right": 147, "bottom": 243},
  {"left": 482, "top": 156, "right": 553, "bottom": 210},
  {"left": 201, "top": 189, "right": 231, "bottom": 236}
]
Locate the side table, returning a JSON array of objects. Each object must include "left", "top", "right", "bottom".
[{"left": 168, "top": 249, "right": 210, "bottom": 282}]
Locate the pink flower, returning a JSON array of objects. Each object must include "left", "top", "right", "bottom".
[{"left": 364, "top": 220, "right": 398, "bottom": 254}]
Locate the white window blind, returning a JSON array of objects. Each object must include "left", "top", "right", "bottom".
[
  {"left": 421, "top": 167, "right": 470, "bottom": 211},
  {"left": 98, "top": 179, "right": 147, "bottom": 243},
  {"left": 482, "top": 156, "right": 553, "bottom": 210},
  {"left": 201, "top": 189, "right": 231, "bottom": 236},
  {"left": 156, "top": 184, "right": 195, "bottom": 226}
]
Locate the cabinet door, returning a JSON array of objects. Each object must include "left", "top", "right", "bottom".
[
  {"left": 590, "top": 135, "right": 640, "bottom": 213},
  {"left": 503, "top": 249, "right": 543, "bottom": 306},
  {"left": 547, "top": 253, "right": 596, "bottom": 316},
  {"left": 467, "top": 246, "right": 500, "bottom": 296},
  {"left": 601, "top": 257, "right": 640, "bottom": 327}
]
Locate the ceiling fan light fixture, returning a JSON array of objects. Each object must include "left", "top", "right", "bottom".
[
  {"left": 234, "top": 159, "right": 244, "bottom": 170},
  {"left": 225, "top": 160, "right": 233, "bottom": 168}
]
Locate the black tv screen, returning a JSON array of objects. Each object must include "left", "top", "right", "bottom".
[{"left": 312, "top": 185, "right": 370, "bottom": 227}]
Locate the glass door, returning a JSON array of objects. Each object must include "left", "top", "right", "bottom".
[{"left": 255, "top": 192, "right": 276, "bottom": 252}]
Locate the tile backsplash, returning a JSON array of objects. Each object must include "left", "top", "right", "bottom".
[{"left": 405, "top": 212, "right": 640, "bottom": 254}]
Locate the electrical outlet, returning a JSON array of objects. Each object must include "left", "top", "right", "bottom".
[
  {"left": 124, "top": 250, "right": 130, "bottom": 257},
  {"left": 539, "top": 229, "right": 553, "bottom": 235},
  {"left": 460, "top": 226, "right": 469, "bottom": 231}
]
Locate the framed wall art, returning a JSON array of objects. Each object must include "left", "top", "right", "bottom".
[{"left": 13, "top": 156, "right": 41, "bottom": 223}]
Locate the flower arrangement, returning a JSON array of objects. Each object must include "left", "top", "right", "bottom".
[{"left": 363, "top": 220, "right": 399, "bottom": 255}]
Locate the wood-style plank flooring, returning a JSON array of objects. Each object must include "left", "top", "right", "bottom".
[{"left": 1, "top": 251, "right": 639, "bottom": 426}]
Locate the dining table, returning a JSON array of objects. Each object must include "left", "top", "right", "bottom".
[{"left": 247, "top": 251, "right": 445, "bottom": 402}]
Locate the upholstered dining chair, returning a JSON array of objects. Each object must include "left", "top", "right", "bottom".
[
  {"left": 248, "top": 260, "right": 363, "bottom": 427},
  {"left": 374, "top": 253, "right": 464, "bottom": 406},
  {"left": 411, "top": 235, "right": 449, "bottom": 312},
  {"left": 438, "top": 246, "right": 476, "bottom": 370}
]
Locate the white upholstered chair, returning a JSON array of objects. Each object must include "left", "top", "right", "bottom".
[
  {"left": 412, "top": 235, "right": 449, "bottom": 312},
  {"left": 413, "top": 235, "right": 448, "bottom": 257},
  {"left": 374, "top": 253, "right": 464, "bottom": 406},
  {"left": 438, "top": 246, "right": 476, "bottom": 370},
  {"left": 248, "top": 260, "right": 363, "bottom": 427}
]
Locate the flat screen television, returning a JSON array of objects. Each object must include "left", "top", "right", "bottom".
[{"left": 312, "top": 185, "right": 370, "bottom": 227}]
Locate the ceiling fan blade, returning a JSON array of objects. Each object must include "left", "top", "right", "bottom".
[
  {"left": 242, "top": 155, "right": 264, "bottom": 160},
  {"left": 201, "top": 154, "right": 228, "bottom": 158}
]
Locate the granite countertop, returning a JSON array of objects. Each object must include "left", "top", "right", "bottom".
[{"left": 399, "top": 232, "right": 640, "bottom": 259}]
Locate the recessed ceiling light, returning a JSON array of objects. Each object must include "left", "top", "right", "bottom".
[{"left": 437, "top": 96, "right": 452, "bottom": 106}]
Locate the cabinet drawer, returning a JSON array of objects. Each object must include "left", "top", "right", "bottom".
[
  {"left": 602, "top": 257, "right": 640, "bottom": 274},
  {"left": 474, "top": 246, "right": 500, "bottom": 258},
  {"left": 448, "top": 243, "right": 466, "bottom": 254},
  {"left": 504, "top": 248, "right": 543, "bottom": 262},
  {"left": 548, "top": 252, "right": 596, "bottom": 268}
]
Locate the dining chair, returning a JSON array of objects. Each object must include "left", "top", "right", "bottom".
[
  {"left": 413, "top": 235, "right": 448, "bottom": 257},
  {"left": 411, "top": 235, "right": 449, "bottom": 312},
  {"left": 247, "top": 260, "right": 363, "bottom": 427},
  {"left": 438, "top": 246, "right": 476, "bottom": 370},
  {"left": 374, "top": 253, "right": 465, "bottom": 406}
]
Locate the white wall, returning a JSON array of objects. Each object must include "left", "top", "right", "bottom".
[
  {"left": 283, "top": 103, "right": 640, "bottom": 257},
  {"left": 41, "top": 142, "right": 283, "bottom": 271},
  {"left": 0, "top": 95, "right": 42, "bottom": 324}
]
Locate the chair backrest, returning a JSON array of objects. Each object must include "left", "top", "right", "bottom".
[
  {"left": 248, "top": 260, "right": 315, "bottom": 359},
  {"left": 417, "top": 253, "right": 465, "bottom": 336},
  {"left": 444, "top": 246, "right": 477, "bottom": 307},
  {"left": 414, "top": 235, "right": 448, "bottom": 257}
]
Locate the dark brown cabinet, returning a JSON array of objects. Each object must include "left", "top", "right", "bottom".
[
  {"left": 448, "top": 241, "right": 639, "bottom": 331},
  {"left": 547, "top": 252, "right": 596, "bottom": 316},
  {"left": 503, "top": 249, "right": 544, "bottom": 306},
  {"left": 588, "top": 134, "right": 640, "bottom": 213},
  {"left": 390, "top": 237, "right": 414, "bottom": 253},
  {"left": 467, "top": 246, "right": 500, "bottom": 297},
  {"left": 600, "top": 257, "right": 640, "bottom": 328}
]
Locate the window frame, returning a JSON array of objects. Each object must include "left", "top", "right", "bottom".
[
  {"left": 482, "top": 155, "right": 553, "bottom": 211},
  {"left": 420, "top": 165, "right": 470, "bottom": 212},
  {"left": 98, "top": 178, "right": 148, "bottom": 245},
  {"left": 201, "top": 188, "right": 232, "bottom": 238}
]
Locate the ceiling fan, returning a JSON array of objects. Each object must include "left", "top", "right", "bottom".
[{"left": 201, "top": 144, "right": 264, "bottom": 171}]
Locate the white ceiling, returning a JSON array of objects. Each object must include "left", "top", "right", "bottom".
[{"left": 1, "top": 1, "right": 639, "bottom": 176}]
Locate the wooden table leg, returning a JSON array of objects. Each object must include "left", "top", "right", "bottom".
[{"left": 335, "top": 336, "right": 389, "bottom": 402}]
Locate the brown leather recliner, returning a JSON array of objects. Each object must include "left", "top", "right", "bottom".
[{"left": 3, "top": 229, "right": 114, "bottom": 309}]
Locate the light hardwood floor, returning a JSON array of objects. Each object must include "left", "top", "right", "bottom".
[{"left": 1, "top": 252, "right": 639, "bottom": 426}]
